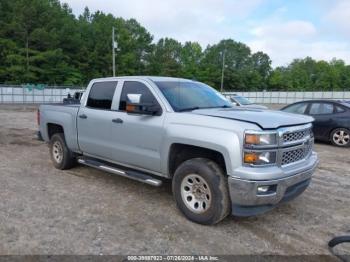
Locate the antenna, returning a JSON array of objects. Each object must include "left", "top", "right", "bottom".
[{"left": 112, "top": 27, "right": 117, "bottom": 76}]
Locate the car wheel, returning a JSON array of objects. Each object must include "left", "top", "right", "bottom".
[
  {"left": 49, "top": 133, "right": 76, "bottom": 169},
  {"left": 172, "top": 158, "right": 230, "bottom": 225},
  {"left": 331, "top": 128, "right": 350, "bottom": 147}
]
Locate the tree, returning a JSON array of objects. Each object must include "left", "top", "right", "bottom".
[
  {"left": 180, "top": 42, "right": 202, "bottom": 80},
  {"left": 0, "top": 0, "right": 349, "bottom": 90},
  {"left": 199, "top": 40, "right": 271, "bottom": 90},
  {"left": 148, "top": 38, "right": 182, "bottom": 76}
]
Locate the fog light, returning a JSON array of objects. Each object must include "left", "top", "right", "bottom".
[
  {"left": 257, "top": 185, "right": 277, "bottom": 195},
  {"left": 257, "top": 186, "right": 269, "bottom": 193}
]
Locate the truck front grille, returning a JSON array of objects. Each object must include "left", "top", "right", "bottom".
[
  {"left": 283, "top": 129, "right": 310, "bottom": 144},
  {"left": 281, "top": 141, "right": 313, "bottom": 166},
  {"left": 282, "top": 148, "right": 305, "bottom": 165},
  {"left": 278, "top": 124, "right": 314, "bottom": 166}
]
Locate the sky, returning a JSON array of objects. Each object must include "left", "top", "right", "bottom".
[{"left": 63, "top": 0, "right": 350, "bottom": 67}]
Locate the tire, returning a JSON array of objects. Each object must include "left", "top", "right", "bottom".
[
  {"left": 49, "top": 133, "right": 76, "bottom": 170},
  {"left": 172, "top": 158, "right": 231, "bottom": 225},
  {"left": 330, "top": 128, "right": 350, "bottom": 147}
]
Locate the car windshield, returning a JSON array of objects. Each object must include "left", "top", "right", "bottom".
[
  {"left": 233, "top": 95, "right": 253, "bottom": 105},
  {"left": 155, "top": 81, "right": 232, "bottom": 112}
]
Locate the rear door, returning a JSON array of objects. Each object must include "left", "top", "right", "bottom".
[
  {"left": 306, "top": 102, "right": 335, "bottom": 139},
  {"left": 77, "top": 81, "right": 118, "bottom": 159}
]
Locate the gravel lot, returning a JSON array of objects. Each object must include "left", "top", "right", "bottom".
[{"left": 0, "top": 104, "right": 349, "bottom": 257}]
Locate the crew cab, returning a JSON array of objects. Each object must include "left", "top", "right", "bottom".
[{"left": 39, "top": 76, "right": 319, "bottom": 224}]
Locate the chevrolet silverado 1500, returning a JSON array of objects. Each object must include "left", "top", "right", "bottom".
[{"left": 39, "top": 76, "right": 319, "bottom": 224}]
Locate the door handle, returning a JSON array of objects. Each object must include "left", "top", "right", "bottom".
[
  {"left": 79, "top": 114, "right": 87, "bottom": 119},
  {"left": 112, "top": 118, "right": 123, "bottom": 124}
]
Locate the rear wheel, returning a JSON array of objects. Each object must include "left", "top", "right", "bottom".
[
  {"left": 331, "top": 128, "right": 350, "bottom": 147},
  {"left": 172, "top": 158, "right": 230, "bottom": 225},
  {"left": 49, "top": 133, "right": 76, "bottom": 169}
]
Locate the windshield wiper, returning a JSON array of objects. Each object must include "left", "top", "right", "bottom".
[
  {"left": 178, "top": 105, "right": 232, "bottom": 112},
  {"left": 204, "top": 105, "right": 232, "bottom": 109},
  {"left": 177, "top": 107, "right": 201, "bottom": 112}
]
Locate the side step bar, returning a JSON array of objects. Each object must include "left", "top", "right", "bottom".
[{"left": 77, "top": 157, "right": 163, "bottom": 187}]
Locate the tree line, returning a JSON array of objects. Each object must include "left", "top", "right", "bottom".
[{"left": 1, "top": 0, "right": 350, "bottom": 91}]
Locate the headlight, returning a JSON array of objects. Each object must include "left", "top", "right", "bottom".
[
  {"left": 244, "top": 151, "right": 277, "bottom": 166},
  {"left": 244, "top": 131, "right": 277, "bottom": 147}
]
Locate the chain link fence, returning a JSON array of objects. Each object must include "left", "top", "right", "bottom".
[{"left": 0, "top": 84, "right": 84, "bottom": 104}]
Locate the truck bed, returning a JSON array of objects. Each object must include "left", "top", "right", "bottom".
[{"left": 39, "top": 103, "right": 80, "bottom": 152}]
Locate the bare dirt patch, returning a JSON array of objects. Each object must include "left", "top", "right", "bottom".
[{"left": 0, "top": 105, "right": 349, "bottom": 256}]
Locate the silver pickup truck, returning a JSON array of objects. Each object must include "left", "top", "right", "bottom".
[{"left": 39, "top": 76, "right": 319, "bottom": 224}]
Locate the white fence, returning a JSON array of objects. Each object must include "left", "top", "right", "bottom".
[
  {"left": 0, "top": 85, "right": 84, "bottom": 104},
  {"left": 1, "top": 85, "right": 350, "bottom": 104},
  {"left": 224, "top": 91, "right": 350, "bottom": 104}
]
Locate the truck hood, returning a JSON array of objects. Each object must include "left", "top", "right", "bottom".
[
  {"left": 239, "top": 104, "right": 268, "bottom": 110},
  {"left": 192, "top": 108, "right": 314, "bottom": 129}
]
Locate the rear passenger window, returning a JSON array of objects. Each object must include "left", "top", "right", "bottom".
[
  {"left": 86, "top": 81, "right": 117, "bottom": 110},
  {"left": 335, "top": 105, "right": 345, "bottom": 113},
  {"left": 309, "top": 103, "right": 334, "bottom": 115},
  {"left": 119, "top": 81, "right": 159, "bottom": 111}
]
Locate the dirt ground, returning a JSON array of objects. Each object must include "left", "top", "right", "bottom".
[{"left": 0, "top": 104, "right": 349, "bottom": 257}]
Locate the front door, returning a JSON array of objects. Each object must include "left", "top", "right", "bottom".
[{"left": 110, "top": 80, "right": 165, "bottom": 173}]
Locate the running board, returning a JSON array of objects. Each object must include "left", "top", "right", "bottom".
[{"left": 77, "top": 158, "right": 162, "bottom": 187}]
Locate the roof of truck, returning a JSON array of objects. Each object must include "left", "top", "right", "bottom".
[{"left": 91, "top": 76, "right": 196, "bottom": 82}]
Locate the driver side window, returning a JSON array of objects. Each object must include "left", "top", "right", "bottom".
[
  {"left": 284, "top": 103, "right": 308, "bottom": 114},
  {"left": 119, "top": 81, "right": 159, "bottom": 111}
]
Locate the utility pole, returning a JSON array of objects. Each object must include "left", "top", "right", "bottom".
[
  {"left": 220, "top": 49, "right": 226, "bottom": 93},
  {"left": 112, "top": 27, "right": 116, "bottom": 77}
]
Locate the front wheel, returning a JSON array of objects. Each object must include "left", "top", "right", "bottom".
[
  {"left": 331, "top": 128, "right": 350, "bottom": 147},
  {"left": 172, "top": 158, "right": 231, "bottom": 225}
]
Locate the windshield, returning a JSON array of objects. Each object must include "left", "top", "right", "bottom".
[
  {"left": 155, "top": 81, "right": 232, "bottom": 112},
  {"left": 232, "top": 95, "right": 253, "bottom": 105}
]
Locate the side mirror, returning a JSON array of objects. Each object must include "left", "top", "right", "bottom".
[
  {"left": 127, "top": 94, "right": 142, "bottom": 104},
  {"left": 126, "top": 94, "right": 161, "bottom": 116}
]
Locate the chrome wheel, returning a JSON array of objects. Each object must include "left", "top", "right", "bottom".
[
  {"left": 180, "top": 174, "right": 212, "bottom": 214},
  {"left": 333, "top": 129, "right": 350, "bottom": 146},
  {"left": 52, "top": 141, "right": 63, "bottom": 164}
]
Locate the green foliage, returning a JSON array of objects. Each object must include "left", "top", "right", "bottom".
[
  {"left": 268, "top": 57, "right": 350, "bottom": 91},
  {"left": 0, "top": 0, "right": 349, "bottom": 91}
]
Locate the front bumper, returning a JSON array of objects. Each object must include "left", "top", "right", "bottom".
[{"left": 228, "top": 152, "right": 319, "bottom": 216}]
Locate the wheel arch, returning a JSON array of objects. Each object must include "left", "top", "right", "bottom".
[
  {"left": 47, "top": 123, "right": 65, "bottom": 140},
  {"left": 167, "top": 143, "right": 228, "bottom": 178}
]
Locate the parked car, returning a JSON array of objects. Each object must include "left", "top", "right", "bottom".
[
  {"left": 226, "top": 94, "right": 268, "bottom": 109},
  {"left": 38, "top": 76, "right": 318, "bottom": 224},
  {"left": 281, "top": 100, "right": 350, "bottom": 147}
]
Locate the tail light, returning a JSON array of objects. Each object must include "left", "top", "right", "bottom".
[{"left": 37, "top": 109, "right": 40, "bottom": 125}]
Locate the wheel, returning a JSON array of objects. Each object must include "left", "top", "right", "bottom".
[
  {"left": 49, "top": 133, "right": 76, "bottom": 170},
  {"left": 330, "top": 128, "right": 350, "bottom": 147},
  {"left": 172, "top": 158, "right": 231, "bottom": 225}
]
